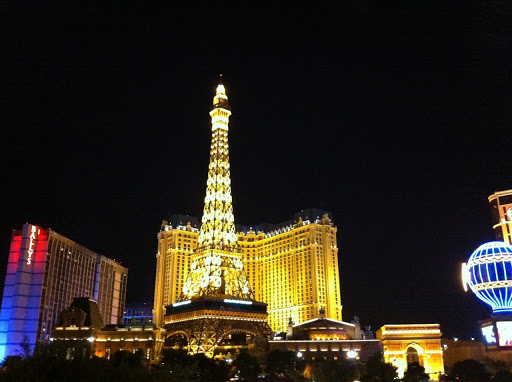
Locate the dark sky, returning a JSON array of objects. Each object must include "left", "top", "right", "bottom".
[{"left": 2, "top": 2, "right": 511, "bottom": 338}]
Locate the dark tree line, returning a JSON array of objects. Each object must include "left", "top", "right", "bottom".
[
  {"left": 6, "top": 344, "right": 512, "bottom": 382},
  {"left": 0, "top": 346, "right": 398, "bottom": 382},
  {"left": 447, "top": 359, "right": 512, "bottom": 382}
]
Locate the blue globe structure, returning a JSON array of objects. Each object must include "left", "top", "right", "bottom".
[{"left": 462, "top": 241, "right": 512, "bottom": 313}]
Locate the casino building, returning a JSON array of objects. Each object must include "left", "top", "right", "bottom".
[
  {"left": 0, "top": 224, "right": 128, "bottom": 360},
  {"left": 154, "top": 210, "right": 341, "bottom": 333}
]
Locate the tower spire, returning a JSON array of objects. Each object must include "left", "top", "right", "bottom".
[
  {"left": 212, "top": 75, "right": 230, "bottom": 112},
  {"left": 198, "top": 78, "right": 234, "bottom": 250},
  {"left": 181, "top": 80, "right": 252, "bottom": 300}
]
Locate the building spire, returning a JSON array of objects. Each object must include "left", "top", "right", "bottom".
[
  {"left": 180, "top": 80, "right": 253, "bottom": 300},
  {"left": 212, "top": 74, "right": 230, "bottom": 111}
]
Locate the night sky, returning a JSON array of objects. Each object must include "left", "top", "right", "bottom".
[{"left": 2, "top": 2, "right": 511, "bottom": 339}]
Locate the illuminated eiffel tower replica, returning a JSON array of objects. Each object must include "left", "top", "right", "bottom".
[{"left": 164, "top": 78, "right": 272, "bottom": 358}]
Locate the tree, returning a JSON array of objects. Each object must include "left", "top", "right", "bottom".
[
  {"left": 310, "top": 358, "right": 357, "bottom": 382},
  {"left": 248, "top": 336, "right": 269, "bottom": 362},
  {"left": 403, "top": 362, "right": 429, "bottom": 382},
  {"left": 192, "top": 353, "right": 230, "bottom": 382},
  {"left": 265, "top": 350, "right": 305, "bottom": 381},
  {"left": 495, "top": 369, "right": 512, "bottom": 382},
  {"left": 0, "top": 355, "right": 26, "bottom": 380},
  {"left": 110, "top": 350, "right": 149, "bottom": 382},
  {"left": 450, "top": 359, "right": 491, "bottom": 382},
  {"left": 152, "top": 348, "right": 229, "bottom": 382},
  {"left": 233, "top": 351, "right": 261, "bottom": 382},
  {"left": 360, "top": 352, "right": 398, "bottom": 382}
]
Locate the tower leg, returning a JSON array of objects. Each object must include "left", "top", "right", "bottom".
[{"left": 188, "top": 318, "right": 219, "bottom": 358}]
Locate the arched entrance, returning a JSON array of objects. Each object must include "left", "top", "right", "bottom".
[
  {"left": 406, "top": 347, "right": 420, "bottom": 364},
  {"left": 405, "top": 344, "right": 424, "bottom": 366}
]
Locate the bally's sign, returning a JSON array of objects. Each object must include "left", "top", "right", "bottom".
[{"left": 27, "top": 225, "right": 39, "bottom": 265}]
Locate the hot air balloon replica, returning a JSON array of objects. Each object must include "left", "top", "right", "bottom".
[{"left": 462, "top": 241, "right": 512, "bottom": 349}]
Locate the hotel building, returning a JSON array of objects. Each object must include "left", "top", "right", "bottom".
[
  {"left": 154, "top": 208, "right": 341, "bottom": 332},
  {"left": 489, "top": 190, "right": 512, "bottom": 245},
  {"left": 0, "top": 223, "right": 128, "bottom": 359}
]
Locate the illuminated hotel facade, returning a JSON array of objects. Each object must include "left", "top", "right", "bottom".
[
  {"left": 489, "top": 190, "right": 512, "bottom": 245},
  {"left": 0, "top": 223, "right": 128, "bottom": 360},
  {"left": 154, "top": 208, "right": 342, "bottom": 332}
]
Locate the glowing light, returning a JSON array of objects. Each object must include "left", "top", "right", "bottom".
[
  {"left": 173, "top": 300, "right": 191, "bottom": 307},
  {"left": 297, "top": 351, "right": 302, "bottom": 358},
  {"left": 497, "top": 321, "right": 512, "bottom": 347},
  {"left": 482, "top": 325, "right": 496, "bottom": 344},
  {"left": 461, "top": 263, "right": 469, "bottom": 292},
  {"left": 87, "top": 336, "right": 95, "bottom": 342},
  {"left": 464, "top": 241, "right": 512, "bottom": 313},
  {"left": 346, "top": 350, "right": 358, "bottom": 359},
  {"left": 224, "top": 299, "right": 252, "bottom": 305}
]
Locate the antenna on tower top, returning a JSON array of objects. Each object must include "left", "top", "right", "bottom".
[{"left": 219, "top": 73, "right": 223, "bottom": 84}]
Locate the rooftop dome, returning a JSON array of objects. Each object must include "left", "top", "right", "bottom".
[{"left": 462, "top": 241, "right": 512, "bottom": 313}]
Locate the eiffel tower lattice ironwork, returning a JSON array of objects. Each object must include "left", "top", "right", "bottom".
[{"left": 164, "top": 78, "right": 272, "bottom": 358}]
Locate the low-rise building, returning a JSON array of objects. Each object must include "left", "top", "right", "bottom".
[
  {"left": 51, "top": 298, "right": 165, "bottom": 363},
  {"left": 270, "top": 310, "right": 381, "bottom": 362}
]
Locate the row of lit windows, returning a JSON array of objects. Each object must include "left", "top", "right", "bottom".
[{"left": 166, "top": 225, "right": 335, "bottom": 246}]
